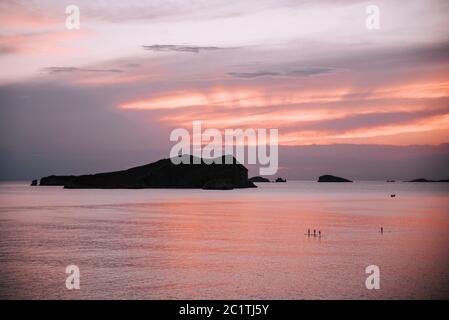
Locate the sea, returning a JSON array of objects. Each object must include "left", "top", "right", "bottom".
[{"left": 0, "top": 181, "right": 448, "bottom": 299}]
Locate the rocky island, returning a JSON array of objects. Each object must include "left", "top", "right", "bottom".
[
  {"left": 37, "top": 155, "right": 256, "bottom": 190},
  {"left": 406, "top": 178, "right": 449, "bottom": 182},
  {"left": 318, "top": 175, "right": 353, "bottom": 182}
]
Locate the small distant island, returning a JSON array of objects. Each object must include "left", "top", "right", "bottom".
[
  {"left": 249, "top": 176, "right": 270, "bottom": 183},
  {"left": 35, "top": 155, "right": 256, "bottom": 190},
  {"left": 318, "top": 175, "right": 353, "bottom": 182},
  {"left": 406, "top": 178, "right": 449, "bottom": 182}
]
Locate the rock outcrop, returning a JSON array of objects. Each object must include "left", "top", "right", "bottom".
[
  {"left": 407, "top": 178, "right": 449, "bottom": 182},
  {"left": 39, "top": 175, "right": 75, "bottom": 186},
  {"left": 249, "top": 176, "right": 270, "bottom": 183},
  {"left": 38, "top": 155, "right": 256, "bottom": 189},
  {"left": 318, "top": 175, "right": 352, "bottom": 182}
]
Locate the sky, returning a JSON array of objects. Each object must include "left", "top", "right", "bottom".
[{"left": 0, "top": 0, "right": 449, "bottom": 180}]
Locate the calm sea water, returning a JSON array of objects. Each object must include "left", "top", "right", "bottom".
[{"left": 0, "top": 181, "right": 448, "bottom": 299}]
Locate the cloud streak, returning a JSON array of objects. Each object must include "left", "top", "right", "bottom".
[
  {"left": 42, "top": 67, "right": 123, "bottom": 74},
  {"left": 228, "top": 67, "right": 338, "bottom": 78},
  {"left": 142, "top": 44, "right": 223, "bottom": 53}
]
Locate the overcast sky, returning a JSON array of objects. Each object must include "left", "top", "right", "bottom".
[{"left": 1, "top": 0, "right": 448, "bottom": 180}]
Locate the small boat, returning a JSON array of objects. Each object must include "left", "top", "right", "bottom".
[{"left": 390, "top": 194, "right": 396, "bottom": 198}]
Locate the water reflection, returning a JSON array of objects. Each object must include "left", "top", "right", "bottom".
[{"left": 0, "top": 181, "right": 448, "bottom": 299}]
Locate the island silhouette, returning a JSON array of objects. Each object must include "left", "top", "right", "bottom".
[
  {"left": 37, "top": 155, "right": 256, "bottom": 190},
  {"left": 318, "top": 175, "right": 353, "bottom": 182},
  {"left": 406, "top": 178, "right": 449, "bottom": 182}
]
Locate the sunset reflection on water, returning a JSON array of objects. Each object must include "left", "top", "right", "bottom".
[{"left": 0, "top": 181, "right": 448, "bottom": 299}]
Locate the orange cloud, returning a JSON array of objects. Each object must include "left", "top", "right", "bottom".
[
  {"left": 117, "top": 79, "right": 449, "bottom": 146},
  {"left": 118, "top": 80, "right": 449, "bottom": 112},
  {"left": 0, "top": 12, "right": 58, "bottom": 29},
  {"left": 0, "top": 30, "right": 92, "bottom": 55},
  {"left": 118, "top": 87, "right": 350, "bottom": 111},
  {"left": 160, "top": 103, "right": 432, "bottom": 129},
  {"left": 369, "top": 81, "right": 449, "bottom": 100},
  {"left": 280, "top": 114, "right": 449, "bottom": 145}
]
